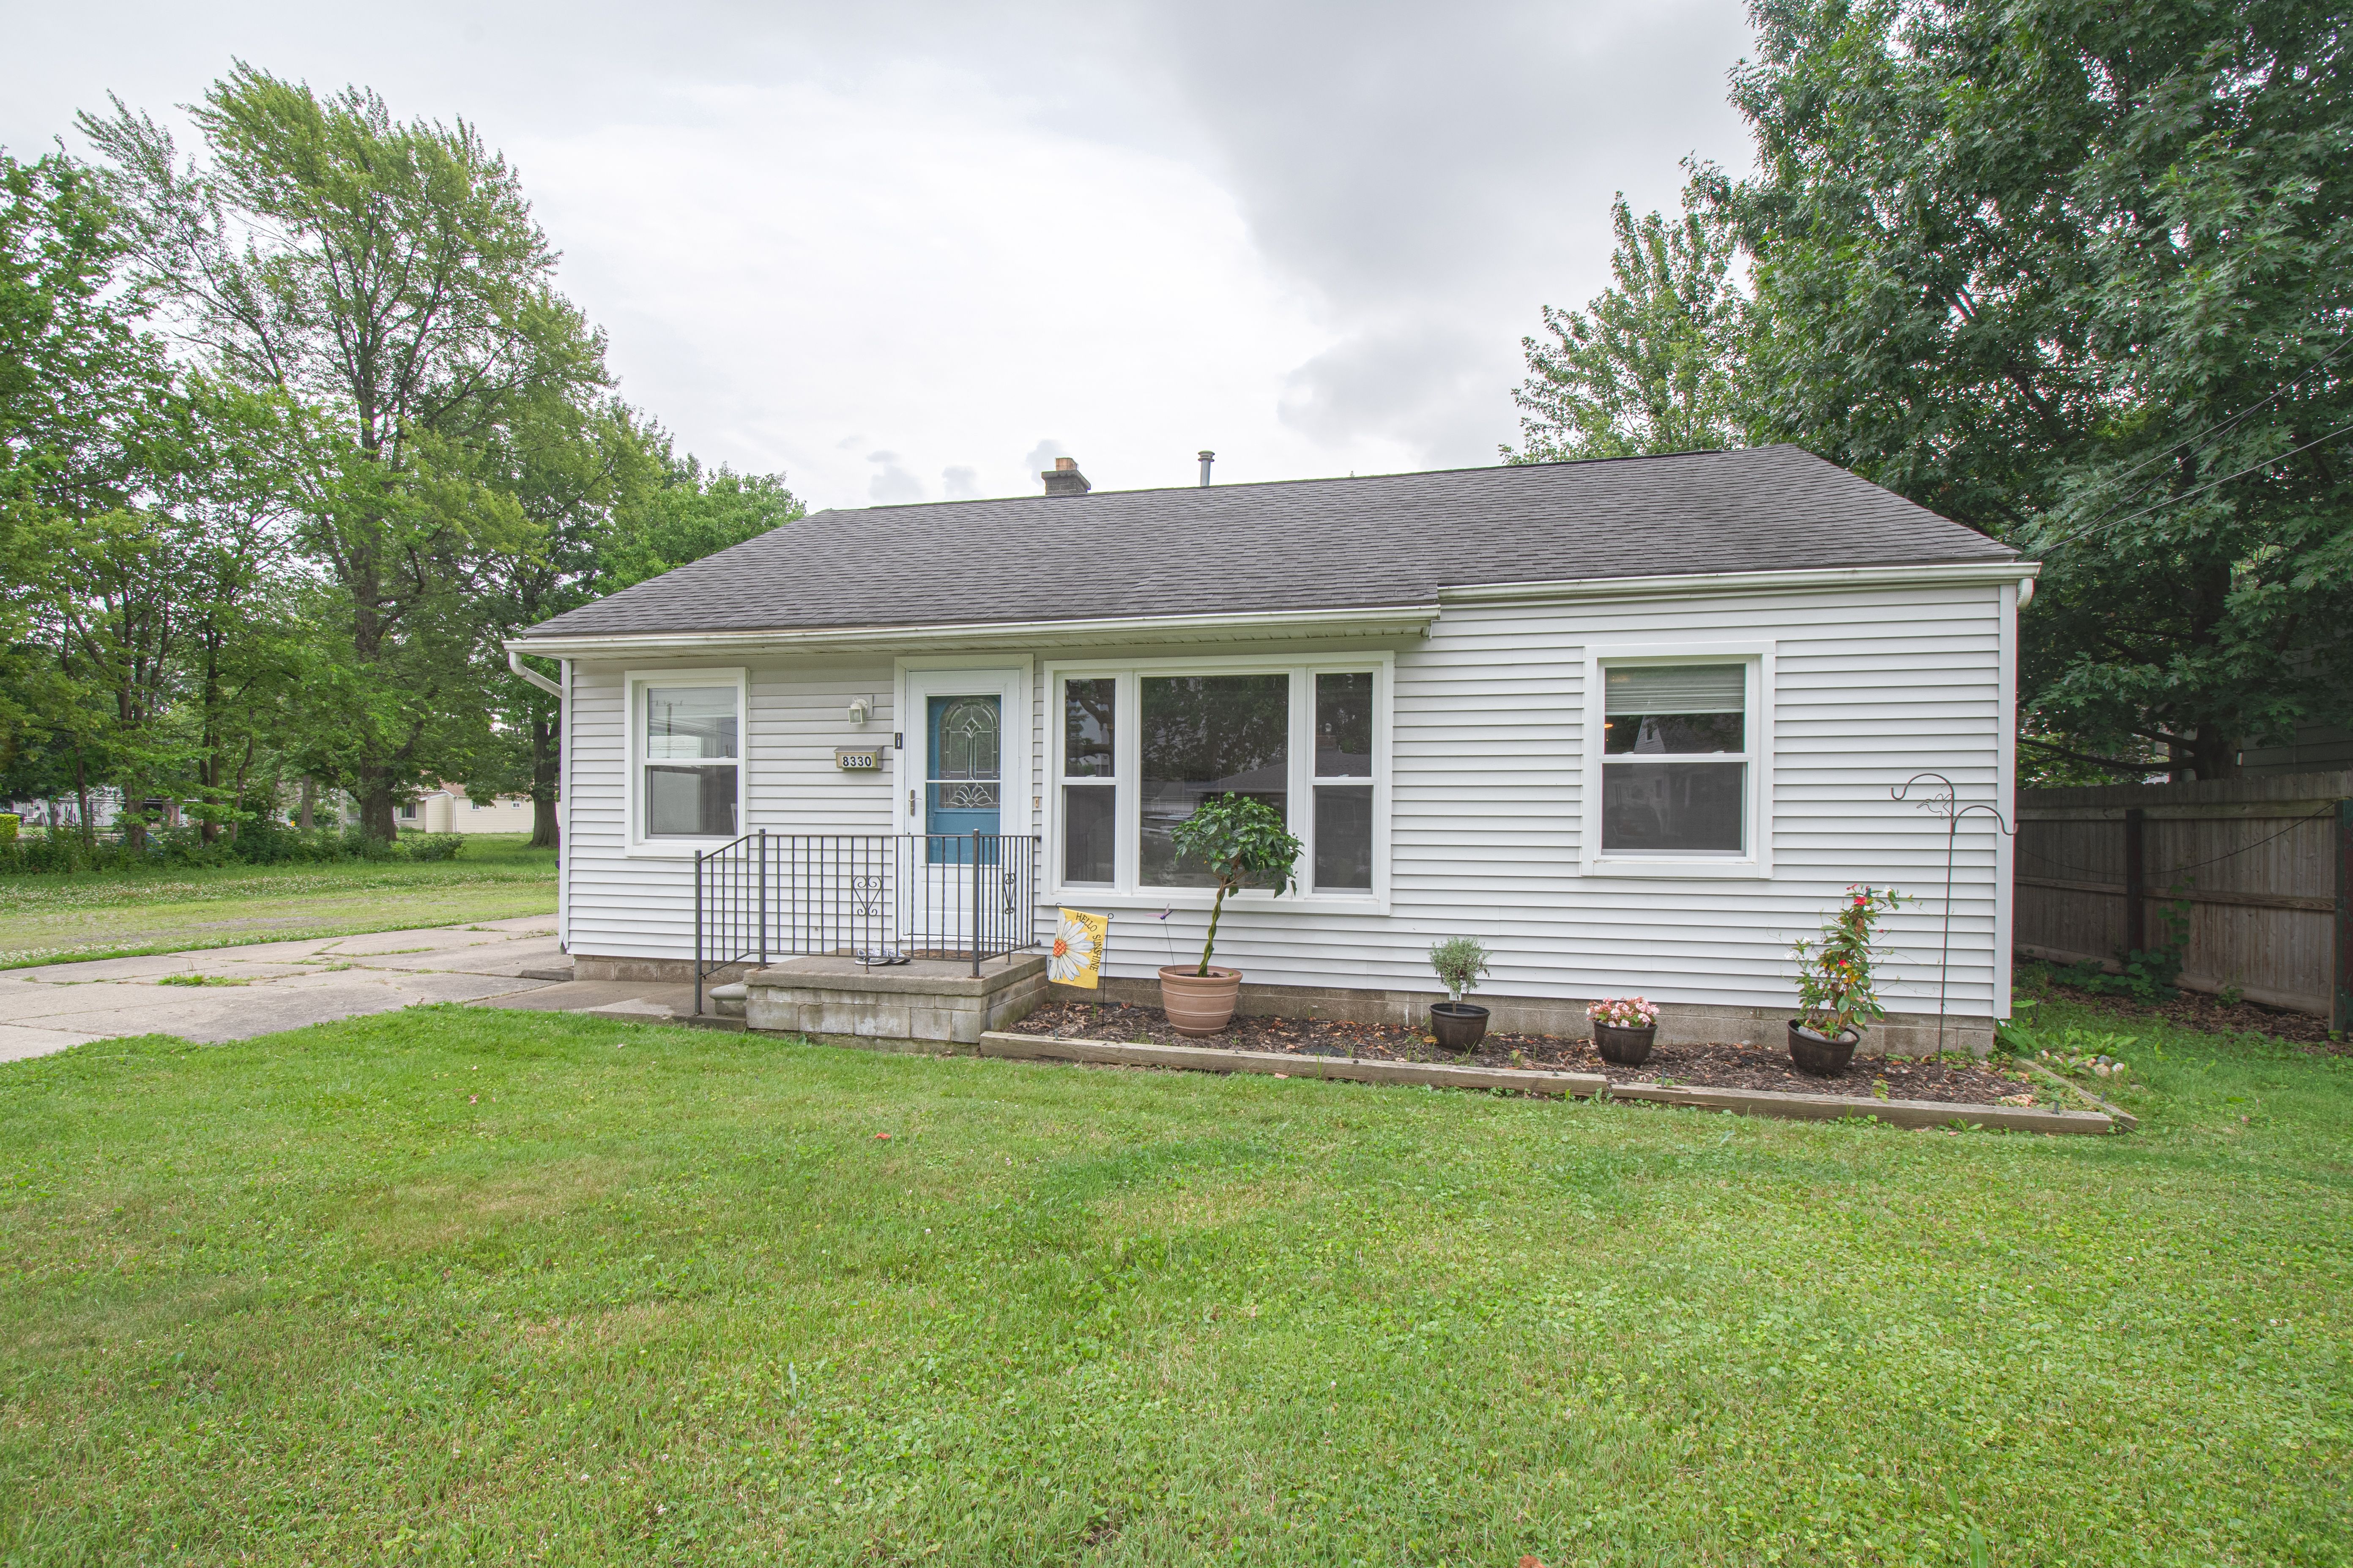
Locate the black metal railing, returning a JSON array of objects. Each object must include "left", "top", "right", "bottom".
[{"left": 692, "top": 831, "right": 1041, "bottom": 1013}]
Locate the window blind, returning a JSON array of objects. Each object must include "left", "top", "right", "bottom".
[{"left": 1604, "top": 664, "right": 1744, "bottom": 715}]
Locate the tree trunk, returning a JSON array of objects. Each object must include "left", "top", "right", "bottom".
[
  {"left": 2190, "top": 725, "right": 2240, "bottom": 781},
  {"left": 528, "top": 716, "right": 560, "bottom": 850},
  {"left": 72, "top": 744, "right": 92, "bottom": 846},
  {"left": 357, "top": 769, "right": 400, "bottom": 841},
  {"left": 298, "top": 776, "right": 316, "bottom": 830}
]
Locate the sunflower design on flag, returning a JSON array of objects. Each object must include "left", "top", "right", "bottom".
[{"left": 1051, "top": 908, "right": 1108, "bottom": 987}]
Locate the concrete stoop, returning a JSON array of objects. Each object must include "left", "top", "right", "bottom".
[{"left": 739, "top": 953, "right": 1049, "bottom": 1047}]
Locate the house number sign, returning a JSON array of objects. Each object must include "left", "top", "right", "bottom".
[{"left": 834, "top": 747, "right": 884, "bottom": 771}]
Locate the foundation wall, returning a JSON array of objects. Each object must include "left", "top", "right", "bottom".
[
  {"left": 742, "top": 955, "right": 1049, "bottom": 1045},
  {"left": 580, "top": 953, "right": 1992, "bottom": 1054},
  {"left": 1047, "top": 976, "right": 1993, "bottom": 1057}
]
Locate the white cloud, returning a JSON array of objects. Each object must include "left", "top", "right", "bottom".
[
  {"left": 1021, "top": 439, "right": 1070, "bottom": 482},
  {"left": 2, "top": 0, "right": 1759, "bottom": 513},
  {"left": 866, "top": 450, "right": 925, "bottom": 505}
]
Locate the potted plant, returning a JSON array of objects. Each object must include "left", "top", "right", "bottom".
[
  {"left": 1789, "top": 885, "right": 1905, "bottom": 1075},
  {"left": 1160, "top": 794, "right": 1303, "bottom": 1036},
  {"left": 1587, "top": 996, "right": 1658, "bottom": 1066},
  {"left": 1427, "top": 937, "right": 1493, "bottom": 1052}
]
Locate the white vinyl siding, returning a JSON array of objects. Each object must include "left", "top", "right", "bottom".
[
  {"left": 564, "top": 656, "right": 897, "bottom": 960},
  {"left": 557, "top": 578, "right": 2013, "bottom": 1019}
]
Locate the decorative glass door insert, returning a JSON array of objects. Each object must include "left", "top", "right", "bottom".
[{"left": 927, "top": 694, "right": 1001, "bottom": 863}]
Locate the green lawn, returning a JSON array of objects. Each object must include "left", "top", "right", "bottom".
[
  {"left": 0, "top": 836, "right": 557, "bottom": 968},
  {"left": 0, "top": 996, "right": 2344, "bottom": 1565}
]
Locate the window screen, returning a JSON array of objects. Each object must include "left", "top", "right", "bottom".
[
  {"left": 1140, "top": 674, "right": 1287, "bottom": 887},
  {"left": 643, "top": 684, "right": 739, "bottom": 838},
  {"left": 1062, "top": 677, "right": 1117, "bottom": 883},
  {"left": 1601, "top": 663, "right": 1746, "bottom": 853}
]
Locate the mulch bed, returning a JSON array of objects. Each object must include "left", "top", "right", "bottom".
[
  {"left": 1017, "top": 1000, "right": 2046, "bottom": 1106},
  {"left": 2034, "top": 977, "right": 2341, "bottom": 1053}
]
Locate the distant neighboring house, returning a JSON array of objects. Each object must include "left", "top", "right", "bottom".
[
  {"left": 4, "top": 787, "right": 127, "bottom": 832},
  {"left": 398, "top": 785, "right": 538, "bottom": 835},
  {"left": 508, "top": 445, "right": 2042, "bottom": 1050},
  {"left": 2238, "top": 721, "right": 2353, "bottom": 776}
]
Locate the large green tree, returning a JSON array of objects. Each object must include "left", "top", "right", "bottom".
[
  {"left": 471, "top": 426, "right": 802, "bottom": 848},
  {"left": 1504, "top": 179, "right": 1748, "bottom": 464},
  {"left": 0, "top": 149, "right": 196, "bottom": 835},
  {"left": 1724, "top": 0, "right": 2353, "bottom": 780},
  {"left": 85, "top": 66, "right": 609, "bottom": 835}
]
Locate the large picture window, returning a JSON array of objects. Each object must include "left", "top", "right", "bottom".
[
  {"left": 1600, "top": 663, "right": 1746, "bottom": 854},
  {"left": 1048, "top": 660, "right": 1387, "bottom": 901},
  {"left": 640, "top": 682, "right": 740, "bottom": 839},
  {"left": 1141, "top": 673, "right": 1289, "bottom": 887}
]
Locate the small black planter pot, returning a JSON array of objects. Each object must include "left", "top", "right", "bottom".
[
  {"left": 1429, "top": 1002, "right": 1490, "bottom": 1053},
  {"left": 1787, "top": 1021, "right": 1860, "bottom": 1076},
  {"left": 1592, "top": 1022, "right": 1656, "bottom": 1067}
]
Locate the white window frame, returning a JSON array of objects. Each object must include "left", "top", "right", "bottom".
[
  {"left": 624, "top": 666, "right": 748, "bottom": 858},
  {"left": 1042, "top": 652, "right": 1392, "bottom": 912},
  {"left": 1579, "top": 640, "right": 1773, "bottom": 880}
]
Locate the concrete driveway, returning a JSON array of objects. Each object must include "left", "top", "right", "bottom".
[{"left": 0, "top": 918, "right": 695, "bottom": 1063}]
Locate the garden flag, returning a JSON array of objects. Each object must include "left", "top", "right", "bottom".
[{"left": 1051, "top": 908, "right": 1108, "bottom": 987}]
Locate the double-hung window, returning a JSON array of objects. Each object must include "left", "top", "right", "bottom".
[
  {"left": 1061, "top": 677, "right": 1117, "bottom": 884},
  {"left": 1311, "top": 672, "right": 1373, "bottom": 891},
  {"left": 1599, "top": 662, "right": 1750, "bottom": 856},
  {"left": 1050, "top": 661, "right": 1387, "bottom": 900},
  {"left": 638, "top": 678, "right": 741, "bottom": 841}
]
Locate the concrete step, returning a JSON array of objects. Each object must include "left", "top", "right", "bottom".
[
  {"left": 708, "top": 981, "right": 749, "bottom": 1019},
  {"left": 518, "top": 964, "right": 575, "bottom": 983}
]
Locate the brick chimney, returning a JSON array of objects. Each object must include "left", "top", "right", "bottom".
[{"left": 1041, "top": 456, "right": 1092, "bottom": 496}]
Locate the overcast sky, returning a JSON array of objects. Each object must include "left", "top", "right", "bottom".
[{"left": 3, "top": 0, "right": 1759, "bottom": 512}]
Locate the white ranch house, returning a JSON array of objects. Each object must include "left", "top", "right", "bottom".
[{"left": 509, "top": 447, "right": 2037, "bottom": 1052}]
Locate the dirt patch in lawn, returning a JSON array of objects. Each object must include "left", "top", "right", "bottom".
[
  {"left": 2031, "top": 977, "right": 2339, "bottom": 1052},
  {"left": 1016, "top": 1001, "right": 2045, "bottom": 1106}
]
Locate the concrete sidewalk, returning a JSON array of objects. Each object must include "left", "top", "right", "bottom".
[{"left": 0, "top": 919, "right": 692, "bottom": 1063}]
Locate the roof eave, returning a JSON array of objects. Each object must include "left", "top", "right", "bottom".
[
  {"left": 506, "top": 602, "right": 1443, "bottom": 660},
  {"left": 1435, "top": 559, "right": 2038, "bottom": 605}
]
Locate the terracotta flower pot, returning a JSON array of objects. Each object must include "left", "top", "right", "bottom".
[
  {"left": 1159, "top": 965, "right": 1242, "bottom": 1036},
  {"left": 1593, "top": 1022, "right": 1655, "bottom": 1066},
  {"left": 1429, "top": 1002, "right": 1489, "bottom": 1052},
  {"left": 1787, "top": 1020, "right": 1860, "bottom": 1076}
]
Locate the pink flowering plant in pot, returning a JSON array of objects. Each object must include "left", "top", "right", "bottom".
[
  {"left": 1788, "top": 885, "right": 1905, "bottom": 1074},
  {"left": 1587, "top": 995, "right": 1659, "bottom": 1067}
]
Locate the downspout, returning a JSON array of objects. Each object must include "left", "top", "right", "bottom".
[
  {"left": 508, "top": 647, "right": 564, "bottom": 698},
  {"left": 508, "top": 648, "right": 569, "bottom": 952},
  {"left": 559, "top": 658, "right": 572, "bottom": 954}
]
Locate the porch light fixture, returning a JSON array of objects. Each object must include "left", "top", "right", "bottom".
[{"left": 847, "top": 697, "right": 871, "bottom": 726}]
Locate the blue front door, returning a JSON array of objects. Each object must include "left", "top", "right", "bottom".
[{"left": 927, "top": 694, "right": 1001, "bottom": 863}]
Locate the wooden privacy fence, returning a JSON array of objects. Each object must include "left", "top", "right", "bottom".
[{"left": 2014, "top": 769, "right": 2352, "bottom": 1027}]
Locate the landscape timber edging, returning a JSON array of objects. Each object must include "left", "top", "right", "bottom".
[
  {"left": 976, "top": 1031, "right": 1607, "bottom": 1097},
  {"left": 1603, "top": 1080, "right": 2116, "bottom": 1133},
  {"left": 973, "top": 1031, "right": 2118, "bottom": 1133},
  {"left": 2014, "top": 1057, "right": 2141, "bottom": 1131}
]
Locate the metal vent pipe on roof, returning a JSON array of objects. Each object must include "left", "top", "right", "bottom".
[{"left": 1198, "top": 450, "right": 1215, "bottom": 486}]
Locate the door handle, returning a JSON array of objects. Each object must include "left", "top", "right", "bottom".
[{"left": 909, "top": 789, "right": 919, "bottom": 820}]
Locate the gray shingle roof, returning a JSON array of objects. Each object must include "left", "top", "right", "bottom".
[{"left": 519, "top": 444, "right": 2017, "bottom": 641}]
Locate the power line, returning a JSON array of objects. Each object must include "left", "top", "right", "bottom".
[
  {"left": 2033, "top": 418, "right": 2353, "bottom": 556},
  {"left": 2059, "top": 335, "right": 2353, "bottom": 514},
  {"left": 2017, "top": 333, "right": 2352, "bottom": 555},
  {"left": 2016, "top": 806, "right": 2333, "bottom": 883}
]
